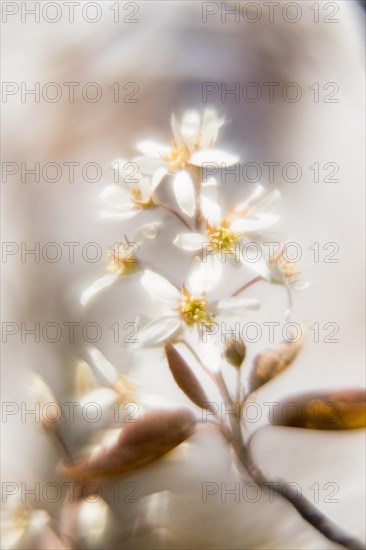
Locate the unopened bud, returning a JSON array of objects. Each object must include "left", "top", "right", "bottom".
[{"left": 223, "top": 337, "right": 246, "bottom": 368}]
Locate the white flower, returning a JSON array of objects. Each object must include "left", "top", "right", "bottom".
[
  {"left": 136, "top": 109, "right": 237, "bottom": 174},
  {"left": 83, "top": 348, "right": 178, "bottom": 412},
  {"left": 269, "top": 243, "right": 309, "bottom": 290},
  {"left": 77, "top": 499, "right": 109, "bottom": 548},
  {"left": 135, "top": 110, "right": 238, "bottom": 218},
  {"left": 174, "top": 183, "right": 280, "bottom": 279},
  {"left": 1, "top": 495, "right": 50, "bottom": 550},
  {"left": 100, "top": 163, "right": 166, "bottom": 221},
  {"left": 135, "top": 257, "right": 260, "bottom": 348},
  {"left": 80, "top": 222, "right": 160, "bottom": 306}
]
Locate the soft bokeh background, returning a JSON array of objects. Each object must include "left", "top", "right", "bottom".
[{"left": 2, "top": 1, "right": 365, "bottom": 548}]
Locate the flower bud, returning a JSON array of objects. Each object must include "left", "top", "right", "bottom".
[{"left": 223, "top": 337, "right": 246, "bottom": 368}]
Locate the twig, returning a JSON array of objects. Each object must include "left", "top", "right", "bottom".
[
  {"left": 284, "top": 283, "right": 293, "bottom": 322},
  {"left": 235, "top": 428, "right": 365, "bottom": 550},
  {"left": 232, "top": 276, "right": 262, "bottom": 297},
  {"left": 178, "top": 338, "right": 216, "bottom": 382}
]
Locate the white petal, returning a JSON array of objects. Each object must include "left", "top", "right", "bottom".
[
  {"left": 135, "top": 316, "right": 181, "bottom": 347},
  {"left": 190, "top": 148, "right": 239, "bottom": 167},
  {"left": 201, "top": 178, "right": 221, "bottom": 223},
  {"left": 100, "top": 185, "right": 131, "bottom": 208},
  {"left": 180, "top": 110, "right": 200, "bottom": 141},
  {"left": 185, "top": 256, "right": 206, "bottom": 295},
  {"left": 80, "top": 273, "right": 120, "bottom": 306},
  {"left": 203, "top": 255, "right": 223, "bottom": 292},
  {"left": 171, "top": 113, "right": 183, "bottom": 145},
  {"left": 78, "top": 499, "right": 108, "bottom": 544},
  {"left": 141, "top": 270, "right": 180, "bottom": 305},
  {"left": 292, "top": 280, "right": 310, "bottom": 291},
  {"left": 134, "top": 156, "right": 164, "bottom": 175},
  {"left": 201, "top": 109, "right": 225, "bottom": 148},
  {"left": 136, "top": 140, "right": 170, "bottom": 158},
  {"left": 251, "top": 189, "right": 281, "bottom": 213},
  {"left": 173, "top": 171, "right": 196, "bottom": 217},
  {"left": 216, "top": 297, "right": 260, "bottom": 314},
  {"left": 198, "top": 337, "right": 221, "bottom": 373},
  {"left": 27, "top": 510, "right": 50, "bottom": 539},
  {"left": 269, "top": 263, "right": 285, "bottom": 284},
  {"left": 88, "top": 347, "right": 118, "bottom": 386},
  {"left": 151, "top": 167, "right": 168, "bottom": 192},
  {"left": 79, "top": 387, "right": 117, "bottom": 411},
  {"left": 133, "top": 222, "right": 160, "bottom": 245},
  {"left": 138, "top": 175, "right": 153, "bottom": 202},
  {"left": 241, "top": 254, "right": 272, "bottom": 280},
  {"left": 1, "top": 527, "right": 24, "bottom": 550},
  {"left": 186, "top": 255, "right": 221, "bottom": 295},
  {"left": 235, "top": 187, "right": 280, "bottom": 214},
  {"left": 230, "top": 214, "right": 279, "bottom": 233},
  {"left": 202, "top": 176, "right": 218, "bottom": 189},
  {"left": 173, "top": 233, "right": 205, "bottom": 251},
  {"left": 235, "top": 184, "right": 265, "bottom": 212}
]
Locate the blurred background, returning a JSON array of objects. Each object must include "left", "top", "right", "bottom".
[{"left": 2, "top": 1, "right": 365, "bottom": 548}]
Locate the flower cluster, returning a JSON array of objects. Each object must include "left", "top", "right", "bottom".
[
  {"left": 82, "top": 109, "right": 306, "bottom": 345},
  {"left": 13, "top": 110, "right": 365, "bottom": 550}
]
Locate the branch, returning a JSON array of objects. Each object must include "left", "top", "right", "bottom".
[
  {"left": 236, "top": 436, "right": 365, "bottom": 550},
  {"left": 232, "top": 276, "right": 262, "bottom": 297}
]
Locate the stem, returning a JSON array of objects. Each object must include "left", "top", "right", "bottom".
[
  {"left": 229, "top": 424, "right": 364, "bottom": 550},
  {"left": 238, "top": 442, "right": 364, "bottom": 550},
  {"left": 284, "top": 283, "right": 293, "bottom": 322},
  {"left": 198, "top": 419, "right": 233, "bottom": 444},
  {"left": 155, "top": 202, "right": 192, "bottom": 230},
  {"left": 236, "top": 368, "right": 242, "bottom": 404},
  {"left": 178, "top": 338, "right": 215, "bottom": 381},
  {"left": 232, "top": 276, "right": 262, "bottom": 297},
  {"left": 214, "top": 370, "right": 243, "bottom": 446},
  {"left": 191, "top": 167, "right": 203, "bottom": 231}
]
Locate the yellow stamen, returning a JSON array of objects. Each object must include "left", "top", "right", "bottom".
[
  {"left": 108, "top": 242, "right": 138, "bottom": 275},
  {"left": 161, "top": 142, "right": 191, "bottom": 172},
  {"left": 176, "top": 287, "right": 214, "bottom": 326},
  {"left": 130, "top": 187, "right": 153, "bottom": 209},
  {"left": 278, "top": 259, "right": 301, "bottom": 283},
  {"left": 206, "top": 219, "right": 240, "bottom": 256}
]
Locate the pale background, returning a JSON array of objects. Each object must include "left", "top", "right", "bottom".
[{"left": 1, "top": 1, "right": 365, "bottom": 548}]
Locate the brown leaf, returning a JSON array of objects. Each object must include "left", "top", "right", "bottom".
[
  {"left": 63, "top": 407, "right": 196, "bottom": 479},
  {"left": 272, "top": 389, "right": 366, "bottom": 430},
  {"left": 249, "top": 335, "right": 303, "bottom": 392},
  {"left": 165, "top": 342, "right": 216, "bottom": 412}
]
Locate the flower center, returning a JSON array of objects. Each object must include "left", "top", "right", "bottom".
[
  {"left": 130, "top": 187, "right": 152, "bottom": 209},
  {"left": 161, "top": 142, "right": 191, "bottom": 172},
  {"left": 108, "top": 243, "right": 138, "bottom": 275},
  {"left": 278, "top": 260, "right": 301, "bottom": 283},
  {"left": 176, "top": 288, "right": 213, "bottom": 326},
  {"left": 207, "top": 219, "right": 240, "bottom": 256}
]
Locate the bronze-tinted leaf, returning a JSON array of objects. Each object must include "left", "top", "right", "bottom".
[
  {"left": 63, "top": 407, "right": 196, "bottom": 478},
  {"left": 272, "top": 389, "right": 366, "bottom": 430},
  {"left": 165, "top": 342, "right": 216, "bottom": 412},
  {"left": 249, "top": 336, "right": 303, "bottom": 392}
]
